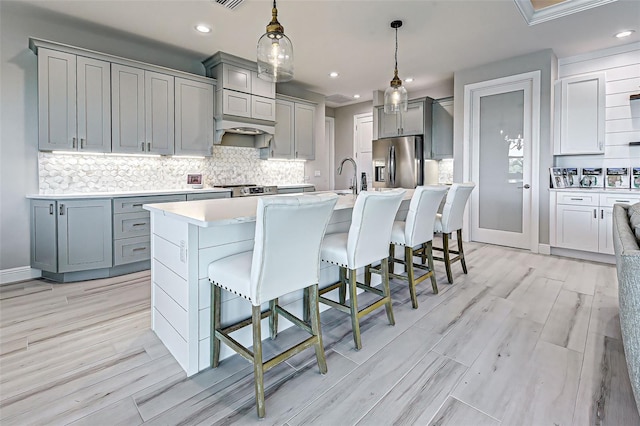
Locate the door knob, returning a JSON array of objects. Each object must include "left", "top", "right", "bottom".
[{"left": 524, "top": 184, "right": 531, "bottom": 189}]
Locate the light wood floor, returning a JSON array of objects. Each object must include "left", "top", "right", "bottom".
[{"left": 1, "top": 242, "right": 638, "bottom": 425}]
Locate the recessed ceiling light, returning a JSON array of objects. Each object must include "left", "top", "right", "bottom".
[
  {"left": 195, "top": 24, "right": 212, "bottom": 34},
  {"left": 405, "top": 78, "right": 414, "bottom": 83},
  {"left": 353, "top": 94, "right": 361, "bottom": 99},
  {"left": 329, "top": 72, "right": 339, "bottom": 78},
  {"left": 615, "top": 30, "right": 635, "bottom": 38}
]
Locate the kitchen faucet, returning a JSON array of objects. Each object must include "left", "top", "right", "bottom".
[{"left": 338, "top": 157, "right": 358, "bottom": 195}]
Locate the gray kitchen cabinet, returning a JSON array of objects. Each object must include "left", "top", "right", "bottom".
[
  {"left": 37, "top": 48, "right": 111, "bottom": 152},
  {"left": 31, "top": 199, "right": 112, "bottom": 274},
  {"left": 185, "top": 192, "right": 231, "bottom": 201},
  {"left": 112, "top": 64, "right": 174, "bottom": 155},
  {"left": 175, "top": 77, "right": 214, "bottom": 156},
  {"left": 277, "top": 186, "right": 315, "bottom": 194},
  {"left": 263, "top": 98, "right": 315, "bottom": 160},
  {"left": 377, "top": 98, "right": 425, "bottom": 138},
  {"left": 431, "top": 97, "right": 454, "bottom": 159},
  {"left": 554, "top": 72, "right": 605, "bottom": 155}
]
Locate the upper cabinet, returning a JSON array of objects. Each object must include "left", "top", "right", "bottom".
[
  {"left": 377, "top": 98, "right": 426, "bottom": 138},
  {"left": 204, "top": 54, "right": 276, "bottom": 123},
  {"left": 38, "top": 48, "right": 111, "bottom": 152},
  {"left": 554, "top": 72, "right": 606, "bottom": 155},
  {"left": 431, "top": 97, "right": 454, "bottom": 159},
  {"left": 175, "top": 78, "right": 214, "bottom": 156},
  {"left": 31, "top": 38, "right": 216, "bottom": 156},
  {"left": 262, "top": 98, "right": 316, "bottom": 160}
]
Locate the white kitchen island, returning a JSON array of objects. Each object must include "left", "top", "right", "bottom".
[{"left": 144, "top": 190, "right": 413, "bottom": 375}]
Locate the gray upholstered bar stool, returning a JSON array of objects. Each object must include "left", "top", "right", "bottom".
[
  {"left": 428, "top": 182, "right": 476, "bottom": 284},
  {"left": 319, "top": 188, "right": 405, "bottom": 350},
  {"left": 374, "top": 186, "right": 448, "bottom": 308},
  {"left": 208, "top": 194, "right": 338, "bottom": 418}
]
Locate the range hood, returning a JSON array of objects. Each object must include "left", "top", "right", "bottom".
[{"left": 214, "top": 118, "right": 274, "bottom": 148}]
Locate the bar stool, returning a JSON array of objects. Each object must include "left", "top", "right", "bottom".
[
  {"left": 208, "top": 194, "right": 338, "bottom": 418},
  {"left": 428, "top": 182, "right": 475, "bottom": 284},
  {"left": 319, "top": 189, "right": 405, "bottom": 350},
  {"left": 373, "top": 186, "right": 448, "bottom": 308}
]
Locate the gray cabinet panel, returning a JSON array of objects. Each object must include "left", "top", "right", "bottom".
[
  {"left": 77, "top": 56, "right": 111, "bottom": 152},
  {"left": 185, "top": 192, "right": 231, "bottom": 201},
  {"left": 294, "top": 103, "right": 316, "bottom": 160},
  {"left": 432, "top": 98, "right": 454, "bottom": 159},
  {"left": 113, "top": 195, "right": 186, "bottom": 214},
  {"left": 114, "top": 211, "right": 150, "bottom": 239},
  {"left": 175, "top": 78, "right": 214, "bottom": 156},
  {"left": 272, "top": 99, "right": 295, "bottom": 158},
  {"left": 114, "top": 236, "right": 151, "bottom": 266},
  {"left": 38, "top": 48, "right": 76, "bottom": 151},
  {"left": 57, "top": 199, "right": 112, "bottom": 273},
  {"left": 112, "top": 64, "right": 145, "bottom": 153},
  {"left": 401, "top": 101, "right": 425, "bottom": 136},
  {"left": 145, "top": 71, "right": 174, "bottom": 155},
  {"left": 31, "top": 200, "right": 57, "bottom": 272}
]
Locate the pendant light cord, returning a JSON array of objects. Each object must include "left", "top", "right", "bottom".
[{"left": 394, "top": 26, "right": 398, "bottom": 72}]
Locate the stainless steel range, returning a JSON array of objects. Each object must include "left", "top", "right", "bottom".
[{"left": 214, "top": 184, "right": 277, "bottom": 197}]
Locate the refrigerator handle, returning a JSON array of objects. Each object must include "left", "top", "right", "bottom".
[{"left": 390, "top": 145, "right": 396, "bottom": 187}]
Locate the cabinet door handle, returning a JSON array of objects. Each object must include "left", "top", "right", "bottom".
[
  {"left": 593, "top": 209, "right": 597, "bottom": 219},
  {"left": 570, "top": 198, "right": 583, "bottom": 201},
  {"left": 72, "top": 138, "right": 77, "bottom": 149},
  {"left": 49, "top": 204, "right": 54, "bottom": 215},
  {"left": 615, "top": 200, "right": 630, "bottom": 203},
  {"left": 147, "top": 142, "right": 151, "bottom": 152},
  {"left": 271, "top": 150, "right": 274, "bottom": 157},
  {"left": 132, "top": 223, "right": 146, "bottom": 227},
  {"left": 132, "top": 203, "right": 143, "bottom": 208},
  {"left": 601, "top": 209, "right": 604, "bottom": 219},
  {"left": 141, "top": 142, "right": 145, "bottom": 152},
  {"left": 295, "top": 151, "right": 298, "bottom": 158},
  {"left": 80, "top": 138, "right": 85, "bottom": 149},
  {"left": 59, "top": 204, "right": 65, "bottom": 215},
  {"left": 132, "top": 247, "right": 147, "bottom": 252}
]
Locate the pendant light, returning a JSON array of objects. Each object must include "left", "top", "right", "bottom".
[
  {"left": 383, "top": 20, "right": 408, "bottom": 114},
  {"left": 257, "top": 0, "right": 294, "bottom": 83}
]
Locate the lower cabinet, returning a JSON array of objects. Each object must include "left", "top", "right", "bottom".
[
  {"left": 31, "top": 199, "right": 112, "bottom": 273},
  {"left": 553, "top": 191, "right": 640, "bottom": 255}
]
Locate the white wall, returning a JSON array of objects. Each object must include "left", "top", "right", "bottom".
[{"left": 554, "top": 42, "right": 640, "bottom": 171}]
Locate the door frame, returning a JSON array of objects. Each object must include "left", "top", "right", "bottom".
[
  {"left": 325, "top": 116, "right": 335, "bottom": 190},
  {"left": 462, "top": 70, "right": 541, "bottom": 253},
  {"left": 353, "top": 112, "right": 373, "bottom": 189}
]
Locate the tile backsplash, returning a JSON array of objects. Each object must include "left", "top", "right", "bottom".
[
  {"left": 38, "top": 146, "right": 305, "bottom": 194},
  {"left": 438, "top": 159, "right": 454, "bottom": 184}
]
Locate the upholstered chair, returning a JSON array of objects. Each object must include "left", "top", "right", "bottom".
[
  {"left": 208, "top": 194, "right": 338, "bottom": 418},
  {"left": 429, "top": 182, "right": 476, "bottom": 283},
  {"left": 376, "top": 186, "right": 448, "bottom": 308},
  {"left": 319, "top": 188, "right": 406, "bottom": 350}
]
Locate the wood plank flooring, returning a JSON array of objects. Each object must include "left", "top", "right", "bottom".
[{"left": 1, "top": 242, "right": 638, "bottom": 425}]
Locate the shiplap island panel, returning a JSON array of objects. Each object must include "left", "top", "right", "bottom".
[{"left": 144, "top": 190, "right": 413, "bottom": 375}]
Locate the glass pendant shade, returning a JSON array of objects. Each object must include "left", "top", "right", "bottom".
[
  {"left": 257, "top": 0, "right": 294, "bottom": 83},
  {"left": 384, "top": 83, "right": 408, "bottom": 114}
]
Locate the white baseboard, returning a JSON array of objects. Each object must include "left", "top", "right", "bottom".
[
  {"left": 538, "top": 244, "right": 551, "bottom": 255},
  {"left": 550, "top": 247, "right": 615, "bottom": 265},
  {"left": 0, "top": 266, "right": 42, "bottom": 285}
]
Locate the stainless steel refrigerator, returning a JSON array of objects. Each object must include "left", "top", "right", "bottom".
[{"left": 372, "top": 135, "right": 424, "bottom": 189}]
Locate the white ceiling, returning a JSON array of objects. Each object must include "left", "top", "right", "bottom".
[{"left": 13, "top": 0, "right": 640, "bottom": 107}]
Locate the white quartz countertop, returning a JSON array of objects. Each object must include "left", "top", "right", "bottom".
[
  {"left": 144, "top": 189, "right": 415, "bottom": 227},
  {"left": 276, "top": 184, "right": 315, "bottom": 189},
  {"left": 549, "top": 188, "right": 640, "bottom": 193},
  {"left": 26, "top": 188, "right": 233, "bottom": 200}
]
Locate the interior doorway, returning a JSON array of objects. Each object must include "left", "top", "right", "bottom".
[
  {"left": 463, "top": 71, "right": 540, "bottom": 252},
  {"left": 325, "top": 116, "right": 335, "bottom": 190},
  {"left": 353, "top": 112, "right": 373, "bottom": 191}
]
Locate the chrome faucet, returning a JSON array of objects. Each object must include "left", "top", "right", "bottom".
[{"left": 338, "top": 157, "right": 358, "bottom": 195}]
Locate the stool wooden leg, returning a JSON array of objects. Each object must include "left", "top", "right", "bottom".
[
  {"left": 457, "top": 229, "right": 468, "bottom": 274},
  {"left": 210, "top": 284, "right": 221, "bottom": 368},
  {"left": 421, "top": 242, "right": 427, "bottom": 265},
  {"left": 309, "top": 284, "right": 328, "bottom": 374},
  {"left": 251, "top": 305, "right": 265, "bottom": 418},
  {"left": 348, "top": 268, "right": 362, "bottom": 350},
  {"left": 389, "top": 244, "right": 396, "bottom": 274},
  {"left": 364, "top": 265, "right": 371, "bottom": 286},
  {"left": 339, "top": 267, "right": 347, "bottom": 305},
  {"left": 382, "top": 257, "right": 395, "bottom": 326},
  {"left": 443, "top": 233, "right": 453, "bottom": 284},
  {"left": 269, "top": 299, "right": 278, "bottom": 339},
  {"left": 405, "top": 246, "right": 418, "bottom": 309},
  {"left": 302, "top": 288, "right": 310, "bottom": 324},
  {"left": 426, "top": 241, "right": 438, "bottom": 294}
]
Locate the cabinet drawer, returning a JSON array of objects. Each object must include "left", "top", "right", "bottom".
[
  {"left": 114, "top": 236, "right": 150, "bottom": 265},
  {"left": 556, "top": 192, "right": 598, "bottom": 206},
  {"left": 222, "top": 89, "right": 251, "bottom": 118},
  {"left": 113, "top": 195, "right": 186, "bottom": 214},
  {"left": 114, "top": 212, "right": 150, "bottom": 239},
  {"left": 186, "top": 192, "right": 231, "bottom": 201},
  {"left": 251, "top": 96, "right": 276, "bottom": 121},
  {"left": 599, "top": 193, "right": 640, "bottom": 208}
]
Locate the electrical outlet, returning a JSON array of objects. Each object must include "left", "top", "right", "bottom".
[{"left": 314, "top": 170, "right": 321, "bottom": 177}]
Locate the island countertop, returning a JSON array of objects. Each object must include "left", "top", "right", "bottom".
[{"left": 143, "top": 189, "right": 415, "bottom": 228}]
